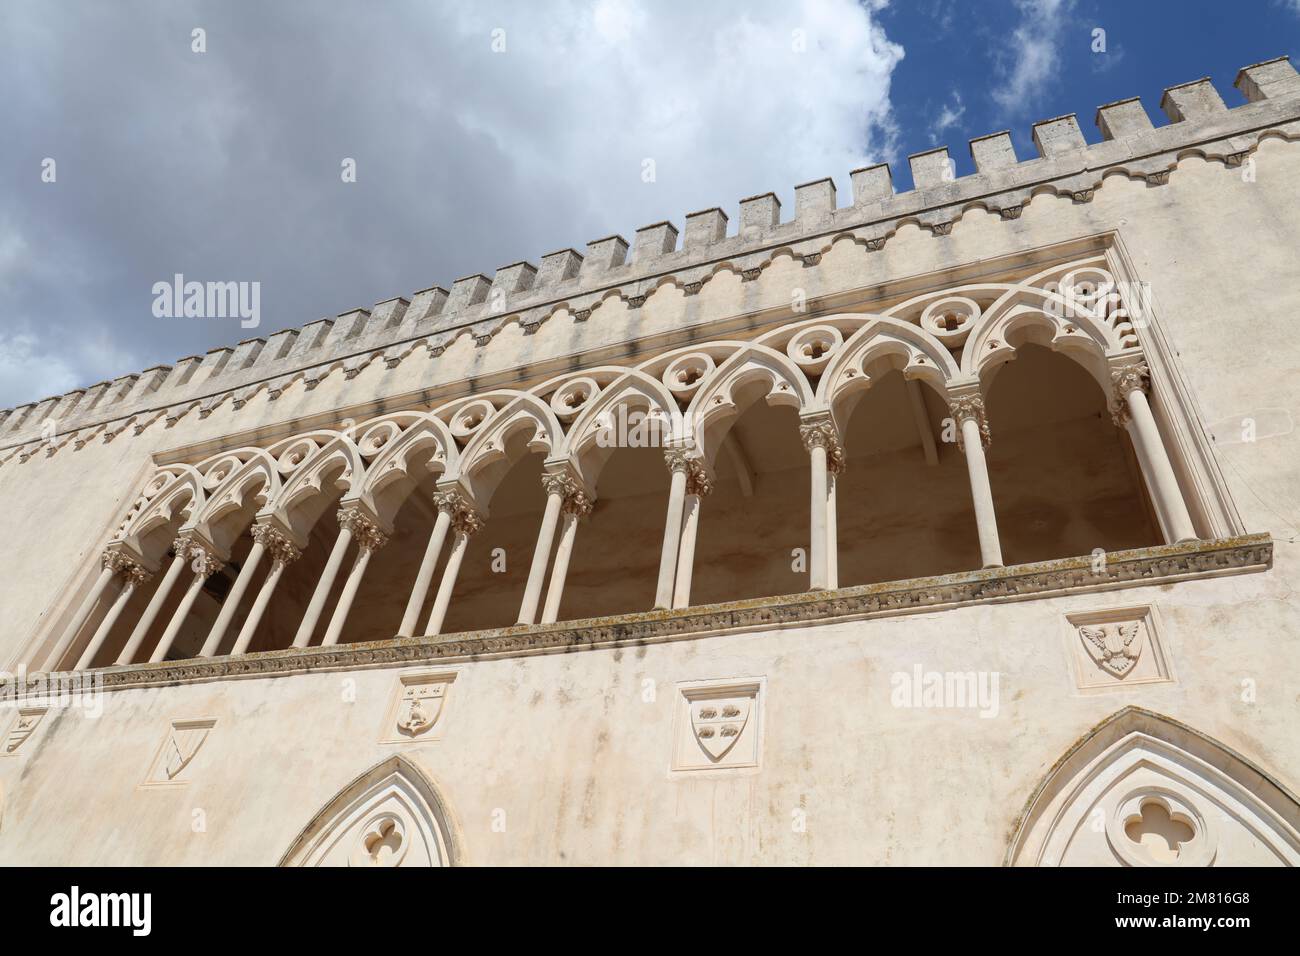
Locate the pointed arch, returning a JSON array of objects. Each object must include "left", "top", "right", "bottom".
[
  {"left": 564, "top": 369, "right": 680, "bottom": 487},
  {"left": 353, "top": 413, "right": 459, "bottom": 524},
  {"left": 685, "top": 343, "right": 812, "bottom": 465},
  {"left": 814, "top": 317, "right": 959, "bottom": 435},
  {"left": 186, "top": 450, "right": 280, "bottom": 552},
  {"left": 279, "top": 755, "right": 463, "bottom": 867},
  {"left": 1008, "top": 707, "right": 1300, "bottom": 867},
  {"left": 114, "top": 466, "right": 205, "bottom": 559},
  {"left": 263, "top": 433, "right": 365, "bottom": 537},
  {"left": 452, "top": 393, "right": 564, "bottom": 506},
  {"left": 961, "top": 281, "right": 1121, "bottom": 393}
]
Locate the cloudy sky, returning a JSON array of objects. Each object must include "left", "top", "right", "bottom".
[{"left": 1, "top": 0, "right": 1297, "bottom": 408}]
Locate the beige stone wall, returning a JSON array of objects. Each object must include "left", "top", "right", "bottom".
[{"left": 2, "top": 94, "right": 1300, "bottom": 864}]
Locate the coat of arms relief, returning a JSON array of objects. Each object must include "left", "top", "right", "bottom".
[
  {"left": 1065, "top": 606, "right": 1173, "bottom": 691},
  {"left": 380, "top": 671, "right": 457, "bottom": 744},
  {"left": 673, "top": 679, "right": 764, "bottom": 772}
]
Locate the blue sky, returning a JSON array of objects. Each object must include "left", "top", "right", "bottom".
[
  {"left": 0, "top": 0, "right": 1297, "bottom": 409},
  {"left": 884, "top": 0, "right": 1300, "bottom": 184}
]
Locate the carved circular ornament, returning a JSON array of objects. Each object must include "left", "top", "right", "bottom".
[
  {"left": 550, "top": 376, "right": 600, "bottom": 421},
  {"left": 919, "top": 296, "right": 981, "bottom": 347},
  {"left": 276, "top": 438, "right": 320, "bottom": 473},
  {"left": 358, "top": 420, "right": 401, "bottom": 457},
  {"left": 662, "top": 353, "right": 716, "bottom": 400},
  {"left": 785, "top": 325, "right": 843, "bottom": 374},
  {"left": 449, "top": 399, "right": 495, "bottom": 440}
]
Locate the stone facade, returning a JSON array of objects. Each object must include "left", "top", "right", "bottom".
[{"left": 1, "top": 58, "right": 1300, "bottom": 865}]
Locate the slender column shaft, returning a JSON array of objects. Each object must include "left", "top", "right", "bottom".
[
  {"left": 961, "top": 417, "right": 1003, "bottom": 568},
  {"left": 200, "top": 541, "right": 266, "bottom": 657},
  {"left": 399, "top": 509, "right": 453, "bottom": 638},
  {"left": 117, "top": 552, "right": 186, "bottom": 665},
  {"left": 150, "top": 571, "right": 207, "bottom": 663},
  {"left": 426, "top": 530, "right": 469, "bottom": 635},
  {"left": 672, "top": 494, "right": 702, "bottom": 609},
  {"left": 655, "top": 466, "right": 689, "bottom": 609},
  {"left": 321, "top": 546, "right": 374, "bottom": 646},
  {"left": 43, "top": 566, "right": 115, "bottom": 671},
  {"left": 542, "top": 512, "right": 580, "bottom": 625},
  {"left": 826, "top": 471, "right": 839, "bottom": 590},
  {"left": 809, "top": 444, "right": 829, "bottom": 589},
  {"left": 293, "top": 527, "right": 353, "bottom": 648},
  {"left": 231, "top": 559, "right": 287, "bottom": 655},
  {"left": 518, "top": 489, "right": 565, "bottom": 625},
  {"left": 1125, "top": 387, "right": 1196, "bottom": 543},
  {"left": 74, "top": 577, "right": 139, "bottom": 670}
]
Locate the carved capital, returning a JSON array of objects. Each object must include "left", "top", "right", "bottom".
[
  {"left": 1110, "top": 362, "right": 1150, "bottom": 427},
  {"left": 454, "top": 508, "right": 484, "bottom": 536},
  {"left": 686, "top": 459, "right": 713, "bottom": 498},
  {"left": 562, "top": 489, "right": 594, "bottom": 518},
  {"left": 664, "top": 447, "right": 696, "bottom": 474},
  {"left": 541, "top": 473, "right": 579, "bottom": 499},
  {"left": 947, "top": 395, "right": 991, "bottom": 449},
  {"left": 799, "top": 418, "right": 844, "bottom": 462},
  {"left": 174, "top": 535, "right": 223, "bottom": 578},
  {"left": 432, "top": 490, "right": 467, "bottom": 515},
  {"left": 1111, "top": 362, "right": 1150, "bottom": 397},
  {"left": 338, "top": 507, "right": 389, "bottom": 553},
  {"left": 101, "top": 549, "right": 151, "bottom": 586},
  {"left": 251, "top": 523, "right": 302, "bottom": 565}
]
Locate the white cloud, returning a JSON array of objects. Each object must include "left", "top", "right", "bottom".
[
  {"left": 440, "top": 0, "right": 905, "bottom": 222},
  {"left": 928, "top": 90, "right": 965, "bottom": 143},
  {"left": 0, "top": 327, "right": 81, "bottom": 408},
  {"left": 991, "top": 0, "right": 1073, "bottom": 116}
]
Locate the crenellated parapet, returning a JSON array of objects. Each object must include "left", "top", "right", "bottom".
[{"left": 3, "top": 56, "right": 1300, "bottom": 460}]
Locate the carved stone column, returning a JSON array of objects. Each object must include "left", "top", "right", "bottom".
[
  {"left": 655, "top": 447, "right": 694, "bottom": 609},
  {"left": 799, "top": 415, "right": 843, "bottom": 590},
  {"left": 42, "top": 551, "right": 122, "bottom": 671},
  {"left": 74, "top": 553, "right": 152, "bottom": 670},
  {"left": 948, "top": 394, "right": 1003, "bottom": 569},
  {"left": 518, "top": 472, "right": 576, "bottom": 625},
  {"left": 231, "top": 524, "right": 302, "bottom": 655},
  {"left": 672, "top": 460, "right": 713, "bottom": 609},
  {"left": 200, "top": 528, "right": 272, "bottom": 658},
  {"left": 321, "top": 508, "right": 390, "bottom": 647},
  {"left": 1111, "top": 362, "right": 1197, "bottom": 544},
  {"left": 149, "top": 540, "right": 223, "bottom": 663},
  {"left": 542, "top": 487, "right": 593, "bottom": 624},
  {"left": 293, "top": 506, "right": 361, "bottom": 648},
  {"left": 397, "top": 490, "right": 461, "bottom": 638},
  {"left": 117, "top": 534, "right": 197, "bottom": 665},
  {"left": 426, "top": 505, "right": 483, "bottom": 636}
]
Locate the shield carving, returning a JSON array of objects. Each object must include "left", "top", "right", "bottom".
[
  {"left": 1079, "top": 621, "right": 1144, "bottom": 678},
  {"left": 691, "top": 696, "right": 751, "bottom": 761},
  {"left": 163, "top": 723, "right": 211, "bottom": 779},
  {"left": 396, "top": 682, "right": 447, "bottom": 738}
]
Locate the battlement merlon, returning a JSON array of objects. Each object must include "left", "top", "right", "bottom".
[{"left": 4, "top": 56, "right": 1300, "bottom": 449}]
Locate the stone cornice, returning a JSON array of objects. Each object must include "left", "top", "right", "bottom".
[{"left": 4, "top": 534, "right": 1268, "bottom": 696}]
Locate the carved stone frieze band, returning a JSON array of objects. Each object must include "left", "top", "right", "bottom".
[{"left": 16, "top": 534, "right": 1265, "bottom": 695}]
